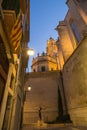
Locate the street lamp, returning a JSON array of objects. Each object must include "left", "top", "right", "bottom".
[
  {"left": 27, "top": 85, "right": 32, "bottom": 91},
  {"left": 26, "top": 48, "right": 35, "bottom": 56},
  {"left": 24, "top": 84, "right": 32, "bottom": 101},
  {"left": 24, "top": 48, "right": 34, "bottom": 98}
]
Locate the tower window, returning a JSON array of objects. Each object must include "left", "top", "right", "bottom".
[{"left": 41, "top": 66, "right": 45, "bottom": 72}]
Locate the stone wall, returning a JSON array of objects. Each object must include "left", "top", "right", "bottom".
[
  {"left": 63, "top": 36, "right": 87, "bottom": 126},
  {"left": 23, "top": 71, "right": 60, "bottom": 124}
]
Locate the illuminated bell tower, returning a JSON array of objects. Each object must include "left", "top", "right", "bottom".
[
  {"left": 46, "top": 37, "right": 58, "bottom": 58},
  {"left": 31, "top": 37, "right": 59, "bottom": 72}
]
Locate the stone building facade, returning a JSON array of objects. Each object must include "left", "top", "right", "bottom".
[
  {"left": 24, "top": 72, "right": 59, "bottom": 124},
  {"left": 23, "top": 38, "right": 67, "bottom": 124},
  {"left": 63, "top": 37, "right": 87, "bottom": 126},
  {"left": 0, "top": 1, "right": 30, "bottom": 130},
  {"left": 56, "top": 0, "right": 87, "bottom": 126}
]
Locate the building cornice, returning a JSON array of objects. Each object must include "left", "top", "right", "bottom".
[
  {"left": 31, "top": 58, "right": 57, "bottom": 67},
  {"left": 66, "top": 0, "right": 70, "bottom": 4}
]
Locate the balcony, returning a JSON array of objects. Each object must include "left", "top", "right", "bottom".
[
  {"left": 2, "top": 0, "right": 20, "bottom": 16},
  {"left": 3, "top": 10, "right": 16, "bottom": 38}
]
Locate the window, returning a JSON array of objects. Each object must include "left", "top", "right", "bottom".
[
  {"left": 41, "top": 66, "right": 45, "bottom": 72},
  {"left": 51, "top": 68, "right": 54, "bottom": 71},
  {"left": 0, "top": 76, "right": 5, "bottom": 108},
  {"left": 70, "top": 20, "right": 81, "bottom": 43},
  {"left": 33, "top": 69, "right": 36, "bottom": 72}
]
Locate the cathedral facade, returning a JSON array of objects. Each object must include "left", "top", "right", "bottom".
[{"left": 56, "top": 0, "right": 87, "bottom": 126}]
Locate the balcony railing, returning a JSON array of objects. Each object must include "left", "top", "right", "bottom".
[{"left": 2, "top": 0, "right": 20, "bottom": 16}]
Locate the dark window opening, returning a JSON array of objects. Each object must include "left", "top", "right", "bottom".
[
  {"left": 0, "top": 75, "right": 5, "bottom": 108},
  {"left": 41, "top": 66, "right": 45, "bottom": 72},
  {"left": 51, "top": 68, "right": 53, "bottom": 71},
  {"left": 33, "top": 69, "right": 36, "bottom": 72}
]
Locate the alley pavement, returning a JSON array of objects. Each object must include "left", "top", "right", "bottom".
[{"left": 21, "top": 123, "right": 87, "bottom": 130}]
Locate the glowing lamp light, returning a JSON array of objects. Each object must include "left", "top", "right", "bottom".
[
  {"left": 27, "top": 49, "right": 35, "bottom": 56},
  {"left": 28, "top": 85, "right": 32, "bottom": 91}
]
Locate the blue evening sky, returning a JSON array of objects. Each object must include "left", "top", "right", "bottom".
[{"left": 27, "top": 0, "right": 68, "bottom": 72}]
